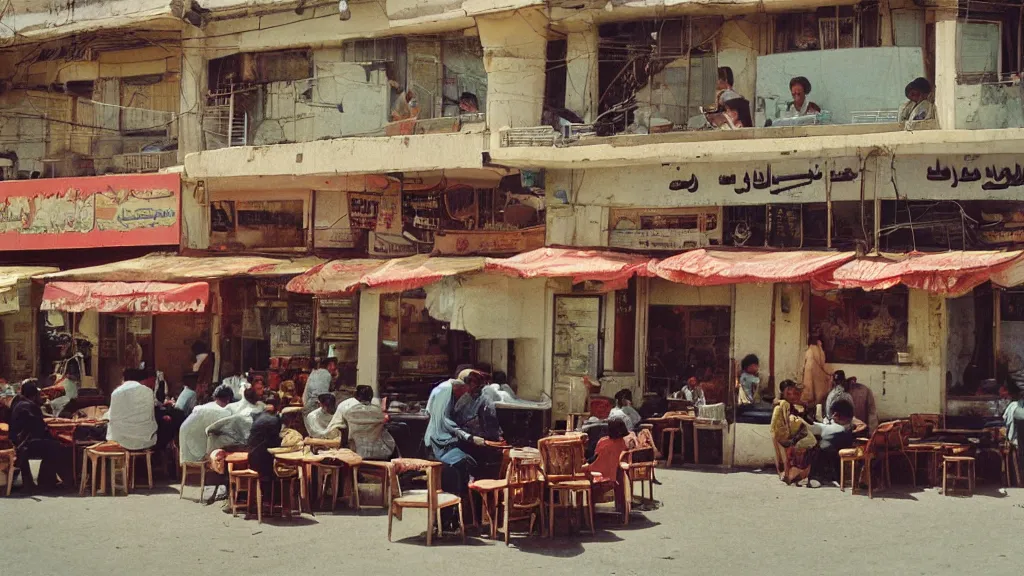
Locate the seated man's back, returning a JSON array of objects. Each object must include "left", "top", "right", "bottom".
[
  {"left": 107, "top": 380, "right": 158, "bottom": 450},
  {"left": 179, "top": 402, "right": 232, "bottom": 464},
  {"left": 344, "top": 402, "right": 395, "bottom": 460}
]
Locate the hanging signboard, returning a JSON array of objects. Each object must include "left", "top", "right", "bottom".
[
  {"left": 608, "top": 207, "right": 723, "bottom": 250},
  {"left": 0, "top": 173, "right": 180, "bottom": 251},
  {"left": 433, "top": 225, "right": 545, "bottom": 256}
]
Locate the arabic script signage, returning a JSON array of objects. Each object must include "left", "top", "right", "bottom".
[
  {"left": 877, "top": 155, "right": 1024, "bottom": 200},
  {"left": 434, "top": 225, "right": 546, "bottom": 255},
  {"left": 0, "top": 173, "right": 180, "bottom": 251}
]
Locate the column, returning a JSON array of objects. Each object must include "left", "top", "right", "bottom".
[
  {"left": 565, "top": 25, "right": 599, "bottom": 122},
  {"left": 933, "top": 7, "right": 957, "bottom": 129},
  {"left": 178, "top": 34, "right": 208, "bottom": 163},
  {"left": 477, "top": 7, "right": 549, "bottom": 136},
  {"left": 357, "top": 291, "right": 381, "bottom": 394}
]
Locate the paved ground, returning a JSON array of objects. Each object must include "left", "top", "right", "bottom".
[{"left": 2, "top": 467, "right": 1022, "bottom": 576}]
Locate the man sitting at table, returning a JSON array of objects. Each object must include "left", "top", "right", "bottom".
[
  {"left": 305, "top": 393, "right": 338, "bottom": 439},
  {"left": 248, "top": 395, "right": 283, "bottom": 486},
  {"left": 228, "top": 380, "right": 266, "bottom": 416},
  {"left": 106, "top": 368, "right": 159, "bottom": 451},
  {"left": 829, "top": 374, "right": 878, "bottom": 432},
  {"left": 10, "top": 379, "right": 73, "bottom": 490},
  {"left": 814, "top": 398, "right": 857, "bottom": 483},
  {"left": 454, "top": 370, "right": 503, "bottom": 442},
  {"left": 174, "top": 372, "right": 200, "bottom": 418},
  {"left": 344, "top": 385, "right": 397, "bottom": 460},
  {"left": 178, "top": 384, "right": 235, "bottom": 465},
  {"left": 609, "top": 389, "right": 642, "bottom": 432}
]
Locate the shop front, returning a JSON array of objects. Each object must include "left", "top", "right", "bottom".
[
  {"left": 36, "top": 253, "right": 323, "bottom": 400},
  {"left": 0, "top": 267, "right": 58, "bottom": 384}
]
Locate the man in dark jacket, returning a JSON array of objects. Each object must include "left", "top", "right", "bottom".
[
  {"left": 247, "top": 395, "right": 282, "bottom": 485},
  {"left": 10, "top": 380, "right": 72, "bottom": 490}
]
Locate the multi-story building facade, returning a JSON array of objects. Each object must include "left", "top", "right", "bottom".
[{"left": 3, "top": 0, "right": 1024, "bottom": 464}]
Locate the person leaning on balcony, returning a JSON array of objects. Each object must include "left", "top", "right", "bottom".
[
  {"left": 789, "top": 76, "right": 821, "bottom": 116},
  {"left": 898, "top": 77, "right": 935, "bottom": 124},
  {"left": 721, "top": 98, "right": 753, "bottom": 129},
  {"left": 716, "top": 66, "right": 742, "bottom": 109}
]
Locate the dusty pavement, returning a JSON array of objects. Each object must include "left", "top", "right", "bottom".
[{"left": 2, "top": 468, "right": 1022, "bottom": 576}]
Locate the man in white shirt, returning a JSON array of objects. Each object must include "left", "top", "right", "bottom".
[
  {"left": 106, "top": 368, "right": 159, "bottom": 451},
  {"left": 227, "top": 380, "right": 266, "bottom": 416},
  {"left": 344, "top": 385, "right": 396, "bottom": 460},
  {"left": 303, "top": 358, "right": 337, "bottom": 415},
  {"left": 304, "top": 393, "right": 338, "bottom": 439},
  {"left": 178, "top": 384, "right": 235, "bottom": 464}
]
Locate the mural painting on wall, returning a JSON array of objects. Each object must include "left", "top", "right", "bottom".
[{"left": 0, "top": 173, "right": 180, "bottom": 250}]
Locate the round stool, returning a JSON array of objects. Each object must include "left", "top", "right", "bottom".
[
  {"left": 229, "top": 469, "right": 263, "bottom": 521},
  {"left": 127, "top": 449, "right": 154, "bottom": 490},
  {"left": 660, "top": 426, "right": 681, "bottom": 467},
  {"left": 86, "top": 444, "right": 129, "bottom": 496}
]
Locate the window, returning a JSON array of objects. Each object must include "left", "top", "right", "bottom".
[
  {"left": 809, "top": 288, "right": 909, "bottom": 365},
  {"left": 957, "top": 20, "right": 1001, "bottom": 79}
]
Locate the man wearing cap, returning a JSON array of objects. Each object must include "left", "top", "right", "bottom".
[
  {"left": 178, "top": 384, "right": 235, "bottom": 465},
  {"left": 10, "top": 379, "right": 72, "bottom": 490},
  {"left": 898, "top": 77, "right": 935, "bottom": 124}
]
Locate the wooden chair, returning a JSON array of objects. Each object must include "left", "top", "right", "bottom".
[
  {"left": 271, "top": 462, "right": 304, "bottom": 518},
  {"left": 229, "top": 468, "right": 264, "bottom": 522},
  {"left": 179, "top": 459, "right": 208, "bottom": 502},
  {"left": 127, "top": 449, "right": 154, "bottom": 490},
  {"left": 619, "top": 447, "right": 655, "bottom": 525},
  {"left": 909, "top": 414, "right": 942, "bottom": 438},
  {"left": 498, "top": 451, "right": 546, "bottom": 545},
  {"left": 886, "top": 420, "right": 917, "bottom": 487},
  {"left": 539, "top": 436, "right": 594, "bottom": 537},
  {"left": 839, "top": 421, "right": 898, "bottom": 498},
  {"left": 387, "top": 458, "right": 465, "bottom": 546},
  {"left": 0, "top": 448, "right": 15, "bottom": 496},
  {"left": 468, "top": 478, "right": 507, "bottom": 538}
]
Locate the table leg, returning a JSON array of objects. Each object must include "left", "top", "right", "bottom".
[{"left": 693, "top": 425, "right": 700, "bottom": 466}]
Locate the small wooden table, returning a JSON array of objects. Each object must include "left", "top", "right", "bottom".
[{"left": 692, "top": 420, "right": 728, "bottom": 466}]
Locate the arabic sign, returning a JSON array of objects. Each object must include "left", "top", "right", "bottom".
[
  {"left": 608, "top": 207, "right": 722, "bottom": 251},
  {"left": 564, "top": 159, "right": 865, "bottom": 207},
  {"left": 877, "top": 155, "right": 1024, "bottom": 200},
  {"left": 433, "top": 225, "right": 546, "bottom": 255},
  {"left": 0, "top": 173, "right": 180, "bottom": 251},
  {"left": 41, "top": 281, "right": 209, "bottom": 314}
]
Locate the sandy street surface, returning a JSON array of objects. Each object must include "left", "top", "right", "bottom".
[{"left": 1, "top": 467, "right": 1022, "bottom": 576}]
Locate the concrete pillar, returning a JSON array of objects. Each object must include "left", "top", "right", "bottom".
[
  {"left": 718, "top": 19, "right": 759, "bottom": 108},
  {"left": 178, "top": 34, "right": 207, "bottom": 163},
  {"left": 933, "top": 8, "right": 957, "bottom": 129},
  {"left": 357, "top": 291, "right": 381, "bottom": 394},
  {"left": 565, "top": 26, "right": 599, "bottom": 122},
  {"left": 477, "top": 7, "right": 549, "bottom": 137}
]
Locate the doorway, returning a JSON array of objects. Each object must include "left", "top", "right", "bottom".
[{"left": 646, "top": 305, "right": 731, "bottom": 404}]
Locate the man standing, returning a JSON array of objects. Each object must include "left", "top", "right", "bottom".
[
  {"left": 802, "top": 334, "right": 831, "bottom": 408},
  {"left": 106, "top": 369, "right": 159, "bottom": 451},
  {"left": 303, "top": 358, "right": 336, "bottom": 416},
  {"left": 843, "top": 376, "right": 877, "bottom": 432},
  {"left": 10, "top": 380, "right": 72, "bottom": 490}
]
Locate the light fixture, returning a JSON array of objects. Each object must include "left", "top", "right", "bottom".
[{"left": 338, "top": 0, "right": 351, "bottom": 20}]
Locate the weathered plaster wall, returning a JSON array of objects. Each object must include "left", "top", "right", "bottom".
[
  {"left": 0, "top": 0, "right": 180, "bottom": 40},
  {"left": 476, "top": 8, "right": 547, "bottom": 134},
  {"left": 733, "top": 283, "right": 773, "bottom": 392},
  {"left": 956, "top": 83, "right": 1024, "bottom": 130}
]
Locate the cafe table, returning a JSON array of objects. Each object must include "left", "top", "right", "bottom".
[{"left": 275, "top": 447, "right": 364, "bottom": 510}]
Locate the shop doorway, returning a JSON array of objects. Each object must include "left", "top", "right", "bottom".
[
  {"left": 646, "top": 305, "right": 731, "bottom": 404},
  {"left": 552, "top": 295, "right": 603, "bottom": 422}
]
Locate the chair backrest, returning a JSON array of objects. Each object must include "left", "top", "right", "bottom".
[
  {"left": 910, "top": 413, "right": 941, "bottom": 437},
  {"left": 621, "top": 448, "right": 656, "bottom": 481},
  {"left": 506, "top": 454, "right": 544, "bottom": 507},
  {"left": 865, "top": 421, "right": 899, "bottom": 456},
  {"left": 538, "top": 436, "right": 587, "bottom": 483}
]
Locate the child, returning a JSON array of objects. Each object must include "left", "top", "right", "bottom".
[{"left": 738, "top": 354, "right": 761, "bottom": 404}]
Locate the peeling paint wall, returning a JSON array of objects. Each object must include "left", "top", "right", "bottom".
[
  {"left": 956, "top": 83, "right": 1024, "bottom": 130},
  {"left": 1, "top": 0, "right": 180, "bottom": 39}
]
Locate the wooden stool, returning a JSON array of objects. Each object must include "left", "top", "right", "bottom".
[
  {"left": 88, "top": 447, "right": 129, "bottom": 496},
  {"left": 942, "top": 455, "right": 975, "bottom": 497},
  {"left": 127, "top": 449, "right": 154, "bottom": 490},
  {"left": 314, "top": 462, "right": 344, "bottom": 511},
  {"left": 272, "top": 466, "right": 303, "bottom": 518},
  {"left": 0, "top": 448, "right": 15, "bottom": 497},
  {"left": 357, "top": 460, "right": 392, "bottom": 509},
  {"left": 229, "top": 469, "right": 263, "bottom": 522},
  {"left": 180, "top": 460, "right": 207, "bottom": 502},
  {"left": 660, "top": 426, "right": 682, "bottom": 467}
]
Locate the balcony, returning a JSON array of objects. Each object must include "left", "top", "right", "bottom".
[
  {"left": 200, "top": 38, "right": 487, "bottom": 151},
  {"left": 0, "top": 0, "right": 182, "bottom": 42}
]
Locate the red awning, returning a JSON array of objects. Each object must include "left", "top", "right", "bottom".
[
  {"left": 828, "top": 250, "right": 1023, "bottom": 295},
  {"left": 41, "top": 281, "right": 209, "bottom": 314},
  {"left": 286, "top": 255, "right": 485, "bottom": 295},
  {"left": 485, "top": 248, "right": 655, "bottom": 289},
  {"left": 361, "top": 256, "right": 485, "bottom": 292},
  {"left": 651, "top": 249, "right": 855, "bottom": 286}
]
